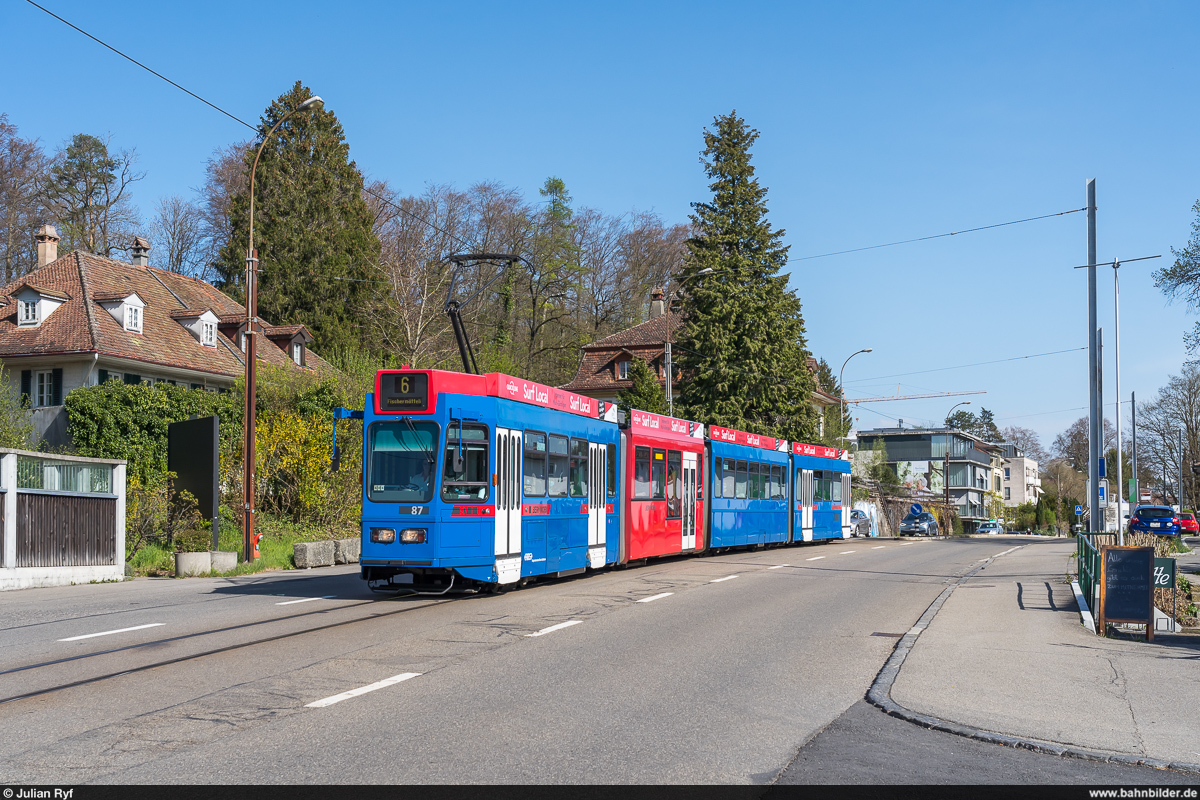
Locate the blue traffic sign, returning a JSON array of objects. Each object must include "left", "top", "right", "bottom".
[
  {"left": 1098, "top": 457, "right": 1106, "bottom": 478},
  {"left": 910, "top": 504, "right": 922, "bottom": 515},
  {"left": 1075, "top": 505, "right": 1083, "bottom": 516}
]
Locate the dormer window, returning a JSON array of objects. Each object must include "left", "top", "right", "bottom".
[
  {"left": 291, "top": 342, "right": 303, "bottom": 365},
  {"left": 169, "top": 308, "right": 220, "bottom": 347},
  {"left": 617, "top": 360, "right": 630, "bottom": 380},
  {"left": 125, "top": 305, "right": 141, "bottom": 332},
  {"left": 18, "top": 299, "right": 37, "bottom": 326},
  {"left": 202, "top": 321, "right": 216, "bottom": 347}
]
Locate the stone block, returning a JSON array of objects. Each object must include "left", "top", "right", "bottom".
[
  {"left": 175, "top": 551, "right": 211, "bottom": 577},
  {"left": 334, "top": 538, "right": 360, "bottom": 564},
  {"left": 294, "top": 540, "right": 334, "bottom": 569},
  {"left": 210, "top": 551, "right": 237, "bottom": 573}
]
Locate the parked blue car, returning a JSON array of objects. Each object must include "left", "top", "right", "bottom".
[{"left": 1127, "top": 505, "right": 1180, "bottom": 536}]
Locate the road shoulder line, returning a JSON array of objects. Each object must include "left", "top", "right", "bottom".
[{"left": 865, "top": 546, "right": 1200, "bottom": 776}]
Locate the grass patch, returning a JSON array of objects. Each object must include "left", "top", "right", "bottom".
[{"left": 125, "top": 511, "right": 356, "bottom": 577}]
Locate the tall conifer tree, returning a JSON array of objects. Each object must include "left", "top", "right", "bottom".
[
  {"left": 217, "top": 82, "right": 381, "bottom": 354},
  {"left": 676, "top": 112, "right": 818, "bottom": 441}
]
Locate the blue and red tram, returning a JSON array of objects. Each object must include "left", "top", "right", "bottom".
[{"left": 354, "top": 367, "right": 852, "bottom": 591}]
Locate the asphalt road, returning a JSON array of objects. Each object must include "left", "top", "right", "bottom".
[{"left": 0, "top": 535, "right": 1188, "bottom": 785}]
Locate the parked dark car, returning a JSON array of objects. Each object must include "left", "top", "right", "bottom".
[
  {"left": 899, "top": 512, "right": 939, "bottom": 536},
  {"left": 1126, "top": 505, "right": 1180, "bottom": 536},
  {"left": 1178, "top": 511, "right": 1199, "bottom": 535},
  {"left": 849, "top": 509, "right": 870, "bottom": 537}
]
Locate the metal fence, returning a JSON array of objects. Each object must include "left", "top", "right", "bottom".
[{"left": 1077, "top": 533, "right": 1101, "bottom": 611}]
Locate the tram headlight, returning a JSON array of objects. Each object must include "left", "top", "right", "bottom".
[
  {"left": 371, "top": 527, "right": 397, "bottom": 543},
  {"left": 400, "top": 528, "right": 427, "bottom": 544}
]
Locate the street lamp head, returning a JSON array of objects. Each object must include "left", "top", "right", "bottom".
[
  {"left": 863, "top": 348, "right": 873, "bottom": 353},
  {"left": 298, "top": 96, "right": 324, "bottom": 112}
]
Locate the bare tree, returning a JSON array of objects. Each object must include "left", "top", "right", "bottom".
[
  {"left": 1000, "top": 425, "right": 1050, "bottom": 463},
  {"left": 195, "top": 141, "right": 250, "bottom": 283},
  {"left": 1052, "top": 415, "right": 1115, "bottom": 471},
  {"left": 44, "top": 133, "right": 143, "bottom": 258},
  {"left": 0, "top": 115, "right": 50, "bottom": 282},
  {"left": 1135, "top": 365, "right": 1200, "bottom": 508},
  {"left": 149, "top": 195, "right": 205, "bottom": 274}
]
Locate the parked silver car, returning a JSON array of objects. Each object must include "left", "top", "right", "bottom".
[
  {"left": 849, "top": 509, "right": 870, "bottom": 537},
  {"left": 977, "top": 521, "right": 1003, "bottom": 535},
  {"left": 899, "top": 512, "right": 939, "bottom": 536}
]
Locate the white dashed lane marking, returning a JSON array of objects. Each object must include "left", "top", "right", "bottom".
[
  {"left": 840, "top": 550, "right": 856, "bottom": 554},
  {"left": 768, "top": 564, "right": 789, "bottom": 569},
  {"left": 806, "top": 556, "right": 825, "bottom": 561},
  {"left": 872, "top": 546, "right": 885, "bottom": 549},
  {"left": 276, "top": 596, "right": 336, "bottom": 606},
  {"left": 710, "top": 575, "right": 739, "bottom": 583},
  {"left": 306, "top": 672, "right": 421, "bottom": 708},
  {"left": 526, "top": 620, "right": 582, "bottom": 637},
  {"left": 59, "top": 623, "right": 165, "bottom": 642},
  {"left": 637, "top": 592, "right": 674, "bottom": 604}
]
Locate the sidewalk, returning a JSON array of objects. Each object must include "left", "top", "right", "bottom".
[{"left": 889, "top": 540, "right": 1200, "bottom": 766}]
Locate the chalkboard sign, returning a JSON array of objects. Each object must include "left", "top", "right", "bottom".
[{"left": 1099, "top": 545, "right": 1154, "bottom": 640}]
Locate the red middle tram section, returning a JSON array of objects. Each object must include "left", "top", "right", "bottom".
[{"left": 622, "top": 409, "right": 705, "bottom": 561}]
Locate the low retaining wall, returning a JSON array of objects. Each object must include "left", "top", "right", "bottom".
[{"left": 295, "top": 539, "right": 359, "bottom": 569}]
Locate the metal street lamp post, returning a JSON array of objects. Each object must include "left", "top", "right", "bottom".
[
  {"left": 838, "top": 349, "right": 872, "bottom": 439},
  {"left": 664, "top": 268, "right": 713, "bottom": 418},
  {"left": 242, "top": 94, "right": 323, "bottom": 563}
]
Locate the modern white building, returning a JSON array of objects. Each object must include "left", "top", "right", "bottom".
[{"left": 998, "top": 443, "right": 1042, "bottom": 506}]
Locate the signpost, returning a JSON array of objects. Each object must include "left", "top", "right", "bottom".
[
  {"left": 1098, "top": 545, "right": 1154, "bottom": 641},
  {"left": 1075, "top": 505, "right": 1083, "bottom": 517},
  {"left": 910, "top": 504, "right": 922, "bottom": 515}
]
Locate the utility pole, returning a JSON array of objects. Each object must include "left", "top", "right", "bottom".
[
  {"left": 1179, "top": 428, "right": 1185, "bottom": 513},
  {"left": 1114, "top": 258, "right": 1123, "bottom": 541},
  {"left": 1131, "top": 389, "right": 1137, "bottom": 515},
  {"left": 1087, "top": 179, "right": 1101, "bottom": 534}
]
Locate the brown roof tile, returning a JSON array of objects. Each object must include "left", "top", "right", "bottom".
[{"left": 0, "top": 251, "right": 331, "bottom": 379}]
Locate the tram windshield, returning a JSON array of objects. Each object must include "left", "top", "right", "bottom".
[{"left": 367, "top": 421, "right": 439, "bottom": 503}]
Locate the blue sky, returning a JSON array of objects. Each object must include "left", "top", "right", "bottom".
[{"left": 3, "top": 0, "right": 1199, "bottom": 449}]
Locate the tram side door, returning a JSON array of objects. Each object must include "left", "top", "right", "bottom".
[
  {"left": 588, "top": 442, "right": 606, "bottom": 568},
  {"left": 681, "top": 452, "right": 697, "bottom": 550},
  {"left": 494, "top": 428, "right": 523, "bottom": 584},
  {"left": 801, "top": 468, "right": 814, "bottom": 541}
]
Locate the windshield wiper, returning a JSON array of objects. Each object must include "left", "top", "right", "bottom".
[{"left": 403, "top": 417, "right": 435, "bottom": 464}]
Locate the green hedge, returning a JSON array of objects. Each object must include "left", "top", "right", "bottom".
[{"left": 65, "top": 381, "right": 241, "bottom": 482}]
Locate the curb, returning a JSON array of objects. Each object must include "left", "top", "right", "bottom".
[
  {"left": 866, "top": 547, "right": 1200, "bottom": 775},
  {"left": 1069, "top": 580, "right": 1097, "bottom": 634}
]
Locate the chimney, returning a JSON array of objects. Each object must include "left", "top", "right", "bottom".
[
  {"left": 35, "top": 224, "right": 60, "bottom": 268},
  {"left": 649, "top": 287, "right": 665, "bottom": 319},
  {"left": 130, "top": 236, "right": 150, "bottom": 267}
]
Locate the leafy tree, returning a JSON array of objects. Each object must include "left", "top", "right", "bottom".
[
  {"left": 0, "top": 362, "right": 33, "bottom": 449},
  {"left": 617, "top": 357, "right": 667, "bottom": 415},
  {"left": 216, "top": 82, "right": 381, "bottom": 355},
  {"left": 976, "top": 408, "right": 1001, "bottom": 442},
  {"left": 947, "top": 409, "right": 976, "bottom": 432},
  {"left": 44, "top": 133, "right": 143, "bottom": 257},
  {"left": 1000, "top": 424, "right": 1049, "bottom": 463},
  {"left": 676, "top": 112, "right": 818, "bottom": 441}
]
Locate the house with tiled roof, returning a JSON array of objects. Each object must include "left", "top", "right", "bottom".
[
  {"left": 562, "top": 288, "right": 841, "bottom": 435},
  {"left": 1, "top": 226, "right": 325, "bottom": 446}
]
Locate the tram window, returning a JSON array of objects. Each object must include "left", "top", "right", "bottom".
[
  {"left": 634, "top": 446, "right": 652, "bottom": 499},
  {"left": 831, "top": 472, "right": 843, "bottom": 502},
  {"left": 652, "top": 449, "right": 666, "bottom": 499},
  {"left": 440, "top": 422, "right": 490, "bottom": 503},
  {"left": 523, "top": 431, "right": 547, "bottom": 496},
  {"left": 570, "top": 438, "right": 589, "bottom": 498},
  {"left": 749, "top": 463, "right": 760, "bottom": 499},
  {"left": 722, "top": 458, "right": 736, "bottom": 498},
  {"left": 735, "top": 460, "right": 748, "bottom": 499},
  {"left": 769, "top": 465, "right": 781, "bottom": 500},
  {"left": 696, "top": 456, "right": 703, "bottom": 497},
  {"left": 796, "top": 468, "right": 805, "bottom": 503},
  {"left": 367, "top": 420, "right": 439, "bottom": 504},
  {"left": 713, "top": 459, "right": 723, "bottom": 499},
  {"left": 606, "top": 443, "right": 617, "bottom": 498},
  {"left": 548, "top": 434, "right": 569, "bottom": 497},
  {"left": 666, "top": 450, "right": 682, "bottom": 518}
]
